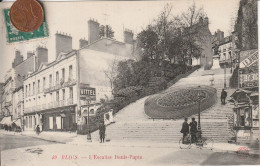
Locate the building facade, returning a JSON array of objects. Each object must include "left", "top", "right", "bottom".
[
  {"left": 218, "top": 36, "right": 233, "bottom": 69},
  {"left": 23, "top": 51, "right": 78, "bottom": 131}
]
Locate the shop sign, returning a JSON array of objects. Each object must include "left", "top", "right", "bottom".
[
  {"left": 240, "top": 51, "right": 258, "bottom": 68},
  {"left": 240, "top": 73, "right": 259, "bottom": 88},
  {"left": 80, "top": 87, "right": 96, "bottom": 101}
]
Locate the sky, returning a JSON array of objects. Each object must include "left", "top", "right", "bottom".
[{"left": 0, "top": 0, "right": 240, "bottom": 82}]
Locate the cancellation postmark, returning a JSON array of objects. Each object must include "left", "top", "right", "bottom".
[{"left": 237, "top": 147, "right": 249, "bottom": 159}]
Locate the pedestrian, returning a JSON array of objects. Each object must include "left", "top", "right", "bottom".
[
  {"left": 221, "top": 89, "right": 227, "bottom": 105},
  {"left": 99, "top": 122, "right": 106, "bottom": 143},
  {"left": 180, "top": 118, "right": 189, "bottom": 143},
  {"left": 189, "top": 118, "right": 197, "bottom": 143},
  {"left": 36, "top": 125, "right": 40, "bottom": 136}
]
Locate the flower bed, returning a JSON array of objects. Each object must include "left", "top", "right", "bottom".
[{"left": 144, "top": 85, "right": 217, "bottom": 119}]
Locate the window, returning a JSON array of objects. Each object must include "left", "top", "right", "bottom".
[
  {"left": 38, "top": 80, "right": 40, "bottom": 93},
  {"left": 56, "top": 91, "right": 59, "bottom": 101},
  {"left": 33, "top": 82, "right": 35, "bottom": 95},
  {"left": 71, "top": 114, "right": 75, "bottom": 123},
  {"left": 49, "top": 74, "right": 52, "bottom": 87},
  {"left": 49, "top": 117, "right": 53, "bottom": 129},
  {"left": 69, "top": 87, "right": 73, "bottom": 99},
  {"left": 25, "top": 85, "right": 28, "bottom": 97},
  {"left": 62, "top": 89, "right": 65, "bottom": 100},
  {"left": 56, "top": 116, "right": 61, "bottom": 129},
  {"left": 69, "top": 65, "right": 73, "bottom": 79},
  {"left": 240, "top": 116, "right": 245, "bottom": 126},
  {"left": 29, "top": 84, "right": 31, "bottom": 96},
  {"left": 43, "top": 77, "right": 46, "bottom": 89},
  {"left": 56, "top": 72, "right": 59, "bottom": 85},
  {"left": 62, "top": 68, "right": 65, "bottom": 80},
  {"left": 29, "top": 116, "right": 32, "bottom": 128}
]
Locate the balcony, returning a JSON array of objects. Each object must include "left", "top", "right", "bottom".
[
  {"left": 43, "top": 79, "right": 77, "bottom": 94},
  {"left": 24, "top": 99, "right": 76, "bottom": 114}
]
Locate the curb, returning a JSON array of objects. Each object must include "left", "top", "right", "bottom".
[
  {"left": 0, "top": 131, "right": 66, "bottom": 144},
  {"left": 21, "top": 133, "right": 67, "bottom": 144}
]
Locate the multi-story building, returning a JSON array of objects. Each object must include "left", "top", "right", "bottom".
[
  {"left": 23, "top": 50, "right": 78, "bottom": 131},
  {"left": 218, "top": 36, "right": 233, "bottom": 68},
  {"left": 0, "top": 48, "right": 48, "bottom": 130},
  {"left": 23, "top": 19, "right": 137, "bottom": 132},
  {"left": 183, "top": 17, "right": 214, "bottom": 68},
  {"left": 0, "top": 83, "right": 4, "bottom": 120},
  {"left": 1, "top": 69, "right": 15, "bottom": 119}
]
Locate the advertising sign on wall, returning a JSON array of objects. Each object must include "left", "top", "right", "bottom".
[
  {"left": 240, "top": 73, "right": 259, "bottom": 88},
  {"left": 80, "top": 83, "right": 96, "bottom": 106}
]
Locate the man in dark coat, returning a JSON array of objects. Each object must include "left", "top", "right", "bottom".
[
  {"left": 221, "top": 89, "right": 227, "bottom": 104},
  {"left": 36, "top": 125, "right": 40, "bottom": 135},
  {"left": 180, "top": 118, "right": 189, "bottom": 143},
  {"left": 189, "top": 118, "right": 197, "bottom": 143},
  {"left": 99, "top": 122, "right": 106, "bottom": 143}
]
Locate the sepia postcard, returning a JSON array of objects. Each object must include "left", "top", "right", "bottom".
[{"left": 0, "top": 0, "right": 259, "bottom": 165}]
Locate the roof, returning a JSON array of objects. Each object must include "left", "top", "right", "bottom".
[
  {"left": 230, "top": 89, "right": 252, "bottom": 98},
  {"left": 24, "top": 50, "right": 77, "bottom": 80}
]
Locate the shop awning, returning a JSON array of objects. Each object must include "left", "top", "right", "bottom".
[
  {"left": 0, "top": 118, "right": 6, "bottom": 124},
  {"left": 13, "top": 119, "right": 21, "bottom": 127},
  {"left": 0, "top": 116, "right": 12, "bottom": 126}
]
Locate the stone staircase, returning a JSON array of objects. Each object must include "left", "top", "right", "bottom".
[
  {"left": 90, "top": 67, "right": 236, "bottom": 143},
  {"left": 145, "top": 77, "right": 166, "bottom": 95}
]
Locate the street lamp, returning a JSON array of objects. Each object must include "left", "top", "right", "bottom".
[
  {"left": 224, "top": 53, "right": 227, "bottom": 89},
  {"left": 86, "top": 101, "right": 92, "bottom": 142},
  {"left": 235, "top": 49, "right": 241, "bottom": 89},
  {"left": 197, "top": 86, "right": 203, "bottom": 138}
]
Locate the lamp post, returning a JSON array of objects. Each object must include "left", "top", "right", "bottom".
[
  {"left": 86, "top": 101, "right": 92, "bottom": 142},
  {"left": 224, "top": 53, "right": 227, "bottom": 89},
  {"left": 197, "top": 86, "right": 203, "bottom": 138},
  {"left": 235, "top": 49, "right": 241, "bottom": 89}
]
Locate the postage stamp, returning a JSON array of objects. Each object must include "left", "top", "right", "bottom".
[{"left": 3, "top": 8, "right": 49, "bottom": 43}]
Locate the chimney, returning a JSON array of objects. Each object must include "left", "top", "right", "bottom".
[
  {"left": 27, "top": 51, "right": 35, "bottom": 59},
  {"left": 12, "top": 50, "right": 23, "bottom": 68},
  {"left": 36, "top": 46, "right": 48, "bottom": 70},
  {"left": 124, "top": 29, "right": 134, "bottom": 44},
  {"left": 88, "top": 19, "right": 100, "bottom": 44},
  {"left": 79, "top": 38, "right": 88, "bottom": 48},
  {"left": 55, "top": 32, "right": 73, "bottom": 58}
]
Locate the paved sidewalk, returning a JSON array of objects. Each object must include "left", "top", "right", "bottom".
[
  {"left": 0, "top": 130, "right": 76, "bottom": 144},
  {"left": 69, "top": 134, "right": 259, "bottom": 156}
]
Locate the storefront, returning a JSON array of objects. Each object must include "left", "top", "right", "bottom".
[{"left": 42, "top": 105, "right": 77, "bottom": 131}]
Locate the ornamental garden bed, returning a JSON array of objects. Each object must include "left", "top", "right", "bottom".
[{"left": 144, "top": 85, "right": 217, "bottom": 119}]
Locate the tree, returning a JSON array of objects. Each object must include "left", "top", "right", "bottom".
[
  {"left": 177, "top": 2, "right": 207, "bottom": 65},
  {"left": 113, "top": 60, "right": 135, "bottom": 90},
  {"left": 137, "top": 27, "right": 159, "bottom": 61},
  {"left": 235, "top": 0, "right": 258, "bottom": 50},
  {"left": 103, "top": 56, "right": 118, "bottom": 92},
  {"left": 99, "top": 25, "right": 115, "bottom": 38}
]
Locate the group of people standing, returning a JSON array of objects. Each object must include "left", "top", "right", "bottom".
[{"left": 180, "top": 117, "right": 198, "bottom": 143}]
